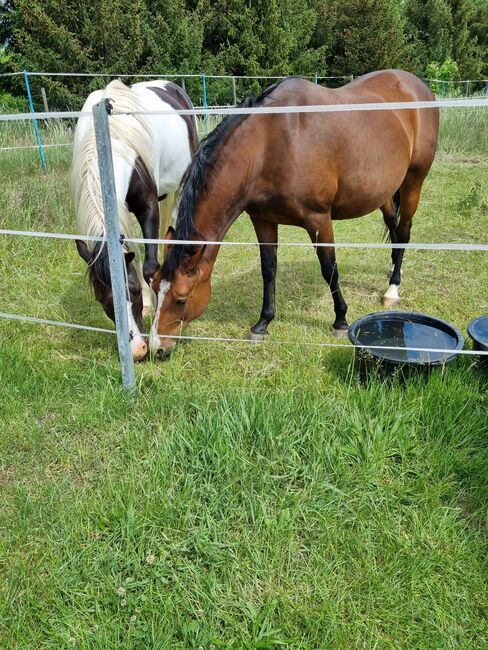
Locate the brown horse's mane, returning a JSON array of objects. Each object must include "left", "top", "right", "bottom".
[{"left": 162, "top": 77, "right": 297, "bottom": 280}]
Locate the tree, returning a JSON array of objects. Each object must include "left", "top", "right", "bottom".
[
  {"left": 403, "top": 0, "right": 454, "bottom": 74},
  {"left": 3, "top": 0, "right": 203, "bottom": 108},
  {"left": 329, "top": 0, "right": 409, "bottom": 77},
  {"left": 448, "top": 0, "right": 484, "bottom": 79},
  {"left": 471, "top": 0, "right": 488, "bottom": 77}
]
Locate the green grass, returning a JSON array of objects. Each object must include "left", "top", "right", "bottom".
[{"left": 0, "top": 110, "right": 487, "bottom": 648}]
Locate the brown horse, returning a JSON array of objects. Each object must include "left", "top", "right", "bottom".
[{"left": 149, "top": 70, "right": 439, "bottom": 356}]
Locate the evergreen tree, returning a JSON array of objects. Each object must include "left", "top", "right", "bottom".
[
  {"left": 403, "top": 0, "right": 453, "bottom": 74},
  {"left": 330, "top": 0, "right": 409, "bottom": 77},
  {"left": 448, "top": 0, "right": 484, "bottom": 78},
  {"left": 471, "top": 0, "right": 488, "bottom": 77},
  {"left": 0, "top": 0, "right": 486, "bottom": 108},
  {"left": 4, "top": 0, "right": 202, "bottom": 108}
]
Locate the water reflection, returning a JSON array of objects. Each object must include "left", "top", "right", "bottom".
[{"left": 357, "top": 318, "right": 457, "bottom": 363}]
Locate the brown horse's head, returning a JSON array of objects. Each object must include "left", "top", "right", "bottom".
[{"left": 149, "top": 227, "right": 212, "bottom": 356}]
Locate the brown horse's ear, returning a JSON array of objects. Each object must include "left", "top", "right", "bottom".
[
  {"left": 185, "top": 244, "right": 207, "bottom": 273},
  {"left": 163, "top": 226, "right": 175, "bottom": 258},
  {"left": 75, "top": 239, "right": 91, "bottom": 264}
]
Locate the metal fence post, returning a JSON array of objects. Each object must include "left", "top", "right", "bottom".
[
  {"left": 232, "top": 76, "right": 237, "bottom": 105},
  {"left": 23, "top": 70, "right": 47, "bottom": 172},
  {"left": 202, "top": 72, "right": 208, "bottom": 135},
  {"left": 92, "top": 99, "right": 136, "bottom": 393}
]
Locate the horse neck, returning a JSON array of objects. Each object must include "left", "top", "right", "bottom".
[{"left": 192, "top": 149, "right": 254, "bottom": 250}]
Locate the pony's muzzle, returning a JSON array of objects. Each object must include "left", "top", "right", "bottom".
[{"left": 130, "top": 335, "right": 148, "bottom": 362}]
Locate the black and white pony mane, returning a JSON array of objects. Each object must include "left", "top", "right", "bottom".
[{"left": 72, "top": 80, "right": 155, "bottom": 291}]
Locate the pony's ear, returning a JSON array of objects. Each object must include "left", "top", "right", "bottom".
[
  {"left": 75, "top": 239, "right": 91, "bottom": 264},
  {"left": 125, "top": 251, "right": 136, "bottom": 265},
  {"left": 163, "top": 226, "right": 175, "bottom": 258}
]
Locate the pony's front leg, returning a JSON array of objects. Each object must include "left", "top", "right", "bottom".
[
  {"left": 132, "top": 197, "right": 161, "bottom": 287},
  {"left": 308, "top": 217, "right": 348, "bottom": 337},
  {"left": 249, "top": 217, "right": 278, "bottom": 341}
]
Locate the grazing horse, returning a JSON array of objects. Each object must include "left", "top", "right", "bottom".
[
  {"left": 149, "top": 70, "right": 439, "bottom": 357},
  {"left": 72, "top": 79, "right": 198, "bottom": 360}
]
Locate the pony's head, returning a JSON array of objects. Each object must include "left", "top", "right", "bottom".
[
  {"left": 75, "top": 239, "right": 147, "bottom": 360},
  {"left": 149, "top": 227, "right": 212, "bottom": 356}
]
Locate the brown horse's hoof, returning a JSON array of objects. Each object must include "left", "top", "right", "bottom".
[
  {"left": 248, "top": 330, "right": 265, "bottom": 342},
  {"left": 382, "top": 284, "right": 400, "bottom": 308},
  {"left": 382, "top": 296, "right": 400, "bottom": 308},
  {"left": 332, "top": 327, "right": 349, "bottom": 338}
]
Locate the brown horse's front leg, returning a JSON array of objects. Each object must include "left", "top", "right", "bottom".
[
  {"left": 249, "top": 217, "right": 278, "bottom": 341},
  {"left": 308, "top": 218, "right": 348, "bottom": 337}
]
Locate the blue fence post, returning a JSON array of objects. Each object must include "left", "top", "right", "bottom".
[
  {"left": 92, "top": 99, "right": 136, "bottom": 393},
  {"left": 23, "top": 69, "right": 47, "bottom": 172},
  {"left": 202, "top": 73, "right": 208, "bottom": 135}
]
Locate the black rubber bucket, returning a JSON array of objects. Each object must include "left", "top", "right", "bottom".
[
  {"left": 348, "top": 311, "right": 464, "bottom": 378},
  {"left": 467, "top": 315, "right": 488, "bottom": 367}
]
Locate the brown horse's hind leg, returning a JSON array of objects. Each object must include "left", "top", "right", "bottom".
[
  {"left": 382, "top": 174, "right": 423, "bottom": 307},
  {"left": 308, "top": 216, "right": 348, "bottom": 337},
  {"left": 380, "top": 190, "right": 401, "bottom": 273},
  {"left": 248, "top": 217, "right": 278, "bottom": 341}
]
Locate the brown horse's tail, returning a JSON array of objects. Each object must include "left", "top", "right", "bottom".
[{"left": 383, "top": 189, "right": 401, "bottom": 242}]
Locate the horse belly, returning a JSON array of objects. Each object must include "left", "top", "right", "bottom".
[
  {"left": 329, "top": 133, "right": 412, "bottom": 219},
  {"left": 133, "top": 86, "right": 194, "bottom": 195}
]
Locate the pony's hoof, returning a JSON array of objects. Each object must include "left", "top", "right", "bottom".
[
  {"left": 332, "top": 327, "right": 349, "bottom": 338},
  {"left": 248, "top": 330, "right": 265, "bottom": 343}
]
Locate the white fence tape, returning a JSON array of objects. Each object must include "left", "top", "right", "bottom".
[
  {"left": 1, "top": 312, "right": 486, "bottom": 356},
  {"left": 1, "top": 229, "right": 487, "bottom": 252},
  {"left": 0, "top": 97, "right": 487, "bottom": 122}
]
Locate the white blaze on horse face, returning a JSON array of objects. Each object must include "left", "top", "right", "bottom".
[
  {"left": 149, "top": 280, "right": 171, "bottom": 353},
  {"left": 126, "top": 301, "right": 147, "bottom": 361}
]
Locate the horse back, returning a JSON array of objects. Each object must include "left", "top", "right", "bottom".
[{"left": 246, "top": 70, "right": 439, "bottom": 220}]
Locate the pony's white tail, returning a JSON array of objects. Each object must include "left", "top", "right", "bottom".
[
  {"left": 160, "top": 192, "right": 178, "bottom": 234},
  {"left": 72, "top": 80, "right": 155, "bottom": 251}
]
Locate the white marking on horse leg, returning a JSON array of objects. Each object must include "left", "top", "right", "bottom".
[
  {"left": 131, "top": 257, "right": 154, "bottom": 316},
  {"left": 149, "top": 279, "right": 171, "bottom": 353},
  {"left": 142, "top": 281, "right": 154, "bottom": 316},
  {"left": 382, "top": 284, "right": 400, "bottom": 307}
]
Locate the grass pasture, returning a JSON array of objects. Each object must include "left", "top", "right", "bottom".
[{"left": 0, "top": 107, "right": 488, "bottom": 648}]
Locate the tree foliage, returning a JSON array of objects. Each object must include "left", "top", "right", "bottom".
[
  {"left": 0, "top": 0, "right": 486, "bottom": 108},
  {"left": 329, "top": 0, "right": 410, "bottom": 77}
]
